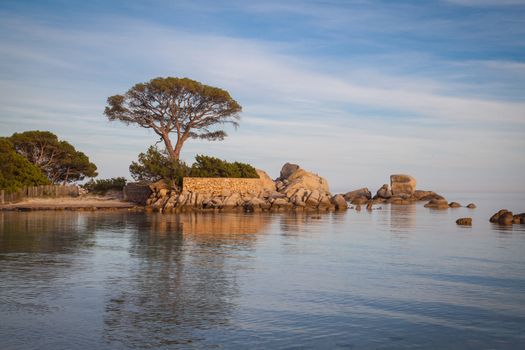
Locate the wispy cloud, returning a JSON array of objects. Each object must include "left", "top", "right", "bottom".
[{"left": 0, "top": 2, "right": 524, "bottom": 192}]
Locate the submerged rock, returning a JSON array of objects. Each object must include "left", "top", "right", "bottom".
[
  {"left": 466, "top": 203, "right": 476, "bottom": 209},
  {"left": 449, "top": 202, "right": 462, "bottom": 208}
]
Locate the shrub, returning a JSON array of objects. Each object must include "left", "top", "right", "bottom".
[
  {"left": 129, "top": 146, "right": 189, "bottom": 187},
  {"left": 189, "top": 155, "right": 259, "bottom": 178},
  {"left": 0, "top": 138, "right": 50, "bottom": 193},
  {"left": 82, "top": 177, "right": 127, "bottom": 194},
  {"left": 129, "top": 148, "right": 259, "bottom": 187}
]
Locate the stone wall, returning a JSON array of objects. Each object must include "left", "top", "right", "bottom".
[{"left": 182, "top": 177, "right": 263, "bottom": 195}]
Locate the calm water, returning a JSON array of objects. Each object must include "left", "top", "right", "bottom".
[{"left": 1, "top": 193, "right": 524, "bottom": 349}]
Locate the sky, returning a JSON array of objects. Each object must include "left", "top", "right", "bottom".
[{"left": 0, "top": 0, "right": 524, "bottom": 193}]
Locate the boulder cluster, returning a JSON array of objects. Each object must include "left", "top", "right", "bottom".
[
  {"left": 146, "top": 163, "right": 348, "bottom": 213},
  {"left": 489, "top": 209, "right": 525, "bottom": 225},
  {"left": 344, "top": 175, "right": 444, "bottom": 206}
]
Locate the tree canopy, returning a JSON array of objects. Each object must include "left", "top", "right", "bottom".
[
  {"left": 0, "top": 138, "right": 50, "bottom": 193},
  {"left": 104, "top": 77, "right": 242, "bottom": 161},
  {"left": 9, "top": 131, "right": 98, "bottom": 184}
]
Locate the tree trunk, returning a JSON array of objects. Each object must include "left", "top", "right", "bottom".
[{"left": 162, "top": 134, "right": 182, "bottom": 161}]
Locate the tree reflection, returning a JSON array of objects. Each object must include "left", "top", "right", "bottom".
[{"left": 103, "top": 212, "right": 270, "bottom": 348}]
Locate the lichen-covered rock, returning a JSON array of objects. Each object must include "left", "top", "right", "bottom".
[
  {"left": 390, "top": 174, "right": 416, "bottom": 196},
  {"left": 343, "top": 188, "right": 371, "bottom": 201},
  {"left": 456, "top": 218, "right": 472, "bottom": 226},
  {"left": 449, "top": 202, "right": 461, "bottom": 208}
]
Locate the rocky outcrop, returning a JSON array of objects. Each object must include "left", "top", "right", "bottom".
[
  {"left": 449, "top": 202, "right": 461, "bottom": 208},
  {"left": 390, "top": 174, "right": 416, "bottom": 196},
  {"left": 146, "top": 163, "right": 345, "bottom": 212},
  {"left": 466, "top": 203, "right": 476, "bottom": 209},
  {"left": 456, "top": 218, "right": 472, "bottom": 226}
]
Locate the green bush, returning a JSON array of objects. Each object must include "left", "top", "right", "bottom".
[
  {"left": 129, "top": 148, "right": 258, "bottom": 187},
  {"left": 129, "top": 146, "right": 190, "bottom": 187},
  {"left": 0, "top": 138, "right": 50, "bottom": 193},
  {"left": 189, "top": 155, "right": 259, "bottom": 178},
  {"left": 82, "top": 177, "right": 127, "bottom": 194}
]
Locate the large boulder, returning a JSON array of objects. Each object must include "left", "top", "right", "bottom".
[
  {"left": 256, "top": 169, "right": 276, "bottom": 192},
  {"left": 277, "top": 164, "right": 330, "bottom": 198},
  {"left": 343, "top": 188, "right": 371, "bottom": 201},
  {"left": 279, "top": 163, "right": 300, "bottom": 180},
  {"left": 390, "top": 174, "right": 416, "bottom": 196}
]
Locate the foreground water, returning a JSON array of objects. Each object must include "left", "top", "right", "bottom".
[{"left": 1, "top": 193, "right": 524, "bottom": 349}]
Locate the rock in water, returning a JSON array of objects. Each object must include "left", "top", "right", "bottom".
[
  {"left": 490, "top": 209, "right": 516, "bottom": 225},
  {"left": 331, "top": 194, "right": 348, "bottom": 210},
  {"left": 375, "top": 184, "right": 392, "bottom": 199},
  {"left": 390, "top": 174, "right": 416, "bottom": 196},
  {"left": 411, "top": 190, "right": 443, "bottom": 201},
  {"left": 351, "top": 196, "right": 369, "bottom": 205},
  {"left": 424, "top": 198, "right": 449, "bottom": 209},
  {"left": 449, "top": 202, "right": 461, "bottom": 208},
  {"left": 456, "top": 218, "right": 472, "bottom": 226},
  {"left": 343, "top": 188, "right": 371, "bottom": 201},
  {"left": 466, "top": 203, "right": 476, "bottom": 208}
]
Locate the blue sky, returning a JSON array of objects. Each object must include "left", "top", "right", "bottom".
[{"left": 1, "top": 0, "right": 524, "bottom": 193}]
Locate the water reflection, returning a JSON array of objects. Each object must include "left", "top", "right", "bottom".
[{"left": 103, "top": 212, "right": 270, "bottom": 348}]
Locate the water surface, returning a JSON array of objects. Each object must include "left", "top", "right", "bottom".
[{"left": 1, "top": 194, "right": 524, "bottom": 349}]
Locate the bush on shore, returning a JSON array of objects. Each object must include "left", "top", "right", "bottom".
[
  {"left": 129, "top": 147, "right": 258, "bottom": 187},
  {"left": 82, "top": 177, "right": 127, "bottom": 195}
]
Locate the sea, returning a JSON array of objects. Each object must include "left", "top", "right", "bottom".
[{"left": 1, "top": 193, "right": 524, "bottom": 349}]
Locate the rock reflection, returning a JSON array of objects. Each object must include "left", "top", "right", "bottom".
[
  {"left": 103, "top": 212, "right": 270, "bottom": 348},
  {"left": 377, "top": 204, "right": 417, "bottom": 233}
]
